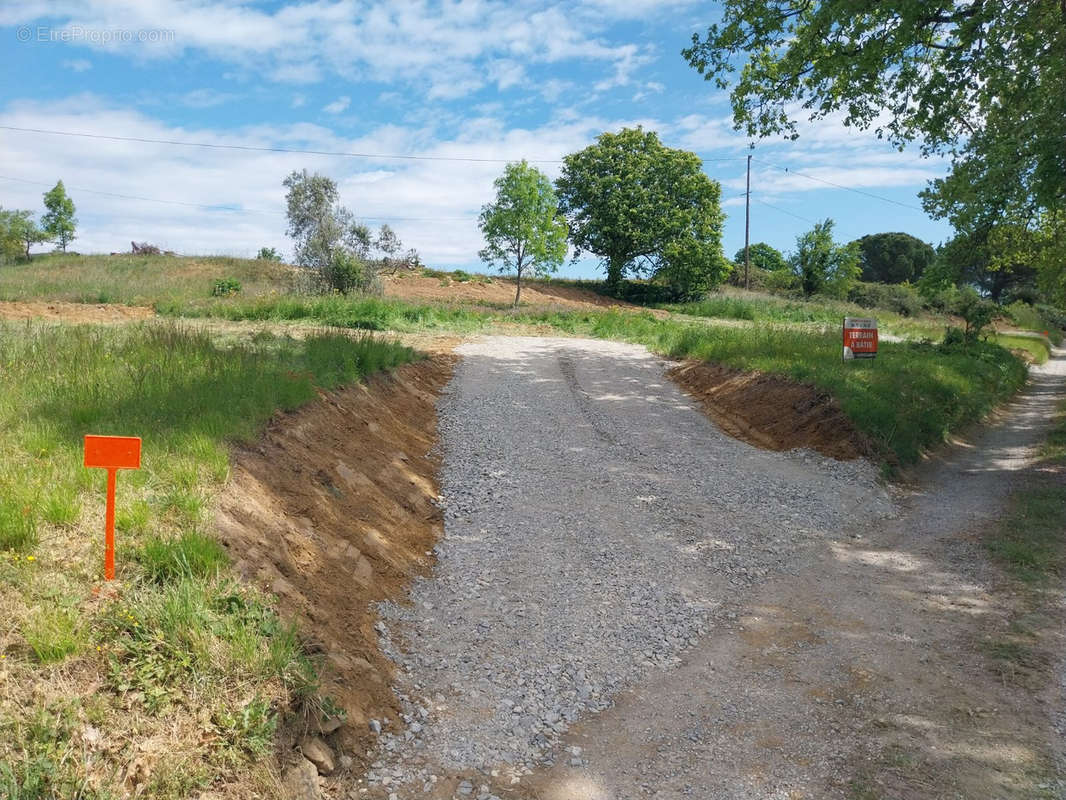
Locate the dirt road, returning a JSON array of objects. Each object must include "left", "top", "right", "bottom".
[{"left": 370, "top": 338, "right": 1066, "bottom": 799}]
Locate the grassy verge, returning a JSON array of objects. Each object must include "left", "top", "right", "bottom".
[
  {"left": 660, "top": 289, "right": 948, "bottom": 340},
  {"left": 993, "top": 333, "right": 1053, "bottom": 365},
  {"left": 0, "top": 321, "right": 415, "bottom": 797}
]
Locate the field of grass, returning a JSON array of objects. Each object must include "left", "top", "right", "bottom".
[
  {"left": 0, "top": 322, "right": 414, "bottom": 797},
  {"left": 0, "top": 252, "right": 292, "bottom": 307},
  {"left": 660, "top": 289, "right": 949, "bottom": 340}
]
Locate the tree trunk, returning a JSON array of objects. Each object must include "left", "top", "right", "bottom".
[
  {"left": 606, "top": 257, "right": 624, "bottom": 295},
  {"left": 513, "top": 267, "right": 523, "bottom": 308}
]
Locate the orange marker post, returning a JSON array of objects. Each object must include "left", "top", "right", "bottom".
[{"left": 84, "top": 435, "right": 142, "bottom": 580}]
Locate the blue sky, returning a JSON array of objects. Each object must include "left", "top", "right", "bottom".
[{"left": 0, "top": 1, "right": 954, "bottom": 278}]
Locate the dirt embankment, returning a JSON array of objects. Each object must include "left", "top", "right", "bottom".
[
  {"left": 668, "top": 360, "right": 876, "bottom": 461},
  {"left": 214, "top": 355, "right": 455, "bottom": 778}
]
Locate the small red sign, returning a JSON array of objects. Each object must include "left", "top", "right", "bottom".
[
  {"left": 84, "top": 435, "right": 142, "bottom": 580},
  {"left": 84, "top": 435, "right": 142, "bottom": 470},
  {"left": 843, "top": 317, "right": 878, "bottom": 360}
]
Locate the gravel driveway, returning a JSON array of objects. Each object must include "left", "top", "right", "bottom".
[{"left": 372, "top": 336, "right": 896, "bottom": 797}]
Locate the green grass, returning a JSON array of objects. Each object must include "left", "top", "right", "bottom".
[
  {"left": 0, "top": 252, "right": 291, "bottom": 307},
  {"left": 21, "top": 606, "right": 84, "bottom": 663},
  {"left": 993, "top": 333, "right": 1052, "bottom": 364},
  {"left": 0, "top": 320, "right": 415, "bottom": 794},
  {"left": 661, "top": 288, "right": 948, "bottom": 340}
]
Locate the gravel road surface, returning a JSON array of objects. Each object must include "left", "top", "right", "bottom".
[{"left": 371, "top": 336, "right": 896, "bottom": 797}]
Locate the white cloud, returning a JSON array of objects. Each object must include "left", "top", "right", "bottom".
[
  {"left": 290, "top": 94, "right": 306, "bottom": 108},
  {"left": 180, "top": 88, "right": 234, "bottom": 108},
  {"left": 5, "top": 1, "right": 660, "bottom": 100},
  {"left": 322, "top": 96, "right": 350, "bottom": 114},
  {"left": 61, "top": 58, "right": 92, "bottom": 72}
]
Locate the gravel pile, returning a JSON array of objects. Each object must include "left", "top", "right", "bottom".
[{"left": 372, "top": 336, "right": 895, "bottom": 796}]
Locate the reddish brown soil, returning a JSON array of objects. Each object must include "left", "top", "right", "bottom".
[
  {"left": 668, "top": 360, "right": 876, "bottom": 461},
  {"left": 214, "top": 355, "right": 455, "bottom": 771},
  {"left": 384, "top": 273, "right": 640, "bottom": 310},
  {"left": 0, "top": 300, "right": 154, "bottom": 323}
]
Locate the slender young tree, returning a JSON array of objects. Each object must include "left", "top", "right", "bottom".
[
  {"left": 41, "top": 180, "right": 77, "bottom": 252},
  {"left": 478, "top": 161, "right": 568, "bottom": 307}
]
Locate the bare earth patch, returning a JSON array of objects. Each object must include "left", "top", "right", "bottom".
[{"left": 0, "top": 300, "right": 155, "bottom": 323}]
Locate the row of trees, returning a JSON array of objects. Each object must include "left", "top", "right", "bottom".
[
  {"left": 478, "top": 127, "right": 728, "bottom": 306},
  {"left": 0, "top": 181, "right": 78, "bottom": 263}
]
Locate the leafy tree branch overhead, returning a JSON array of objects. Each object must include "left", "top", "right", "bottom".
[{"left": 683, "top": 2, "right": 1066, "bottom": 248}]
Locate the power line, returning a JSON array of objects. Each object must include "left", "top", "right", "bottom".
[
  {"left": 750, "top": 195, "right": 818, "bottom": 225},
  {"left": 0, "top": 124, "right": 753, "bottom": 166},
  {"left": 0, "top": 125, "right": 563, "bottom": 164},
  {"left": 0, "top": 174, "right": 475, "bottom": 222},
  {"left": 755, "top": 158, "right": 926, "bottom": 212}
]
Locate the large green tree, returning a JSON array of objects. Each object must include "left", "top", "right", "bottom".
[
  {"left": 555, "top": 127, "right": 728, "bottom": 295},
  {"left": 790, "top": 219, "right": 860, "bottom": 297},
  {"left": 478, "top": 161, "right": 568, "bottom": 307},
  {"left": 42, "top": 180, "right": 77, "bottom": 252},
  {"left": 683, "top": 2, "right": 1066, "bottom": 281},
  {"left": 734, "top": 242, "right": 787, "bottom": 272},
  {"left": 854, "top": 232, "right": 935, "bottom": 284}
]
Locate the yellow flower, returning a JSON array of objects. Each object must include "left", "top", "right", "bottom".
[{"left": 26, "top": 556, "right": 35, "bottom": 562}]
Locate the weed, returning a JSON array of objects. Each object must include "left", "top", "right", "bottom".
[
  {"left": 212, "top": 278, "right": 242, "bottom": 297},
  {"left": 0, "top": 498, "right": 38, "bottom": 552},
  {"left": 211, "top": 696, "right": 277, "bottom": 763},
  {"left": 22, "top": 605, "right": 83, "bottom": 663},
  {"left": 137, "top": 530, "right": 228, "bottom": 582}
]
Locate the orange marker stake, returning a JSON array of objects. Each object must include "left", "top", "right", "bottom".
[{"left": 84, "top": 435, "right": 142, "bottom": 581}]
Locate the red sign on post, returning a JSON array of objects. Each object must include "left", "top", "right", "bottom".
[
  {"left": 84, "top": 435, "right": 142, "bottom": 581},
  {"left": 843, "top": 317, "right": 878, "bottom": 360}
]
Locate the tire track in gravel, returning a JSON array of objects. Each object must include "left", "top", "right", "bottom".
[{"left": 368, "top": 336, "right": 896, "bottom": 799}]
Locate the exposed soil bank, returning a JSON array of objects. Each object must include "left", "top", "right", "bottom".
[
  {"left": 667, "top": 360, "right": 875, "bottom": 461},
  {"left": 214, "top": 355, "right": 455, "bottom": 776}
]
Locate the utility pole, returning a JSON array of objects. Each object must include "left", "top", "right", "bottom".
[{"left": 744, "top": 153, "right": 752, "bottom": 291}]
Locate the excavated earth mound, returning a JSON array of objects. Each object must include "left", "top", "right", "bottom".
[
  {"left": 668, "top": 360, "right": 876, "bottom": 461},
  {"left": 214, "top": 355, "right": 455, "bottom": 776}
]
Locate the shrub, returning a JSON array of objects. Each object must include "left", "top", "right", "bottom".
[
  {"left": 255, "top": 247, "right": 281, "bottom": 262},
  {"left": 319, "top": 251, "right": 368, "bottom": 295},
  {"left": 952, "top": 287, "right": 997, "bottom": 339},
  {"left": 762, "top": 268, "right": 800, "bottom": 294},
  {"left": 212, "top": 278, "right": 242, "bottom": 297},
  {"left": 847, "top": 281, "right": 921, "bottom": 316}
]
